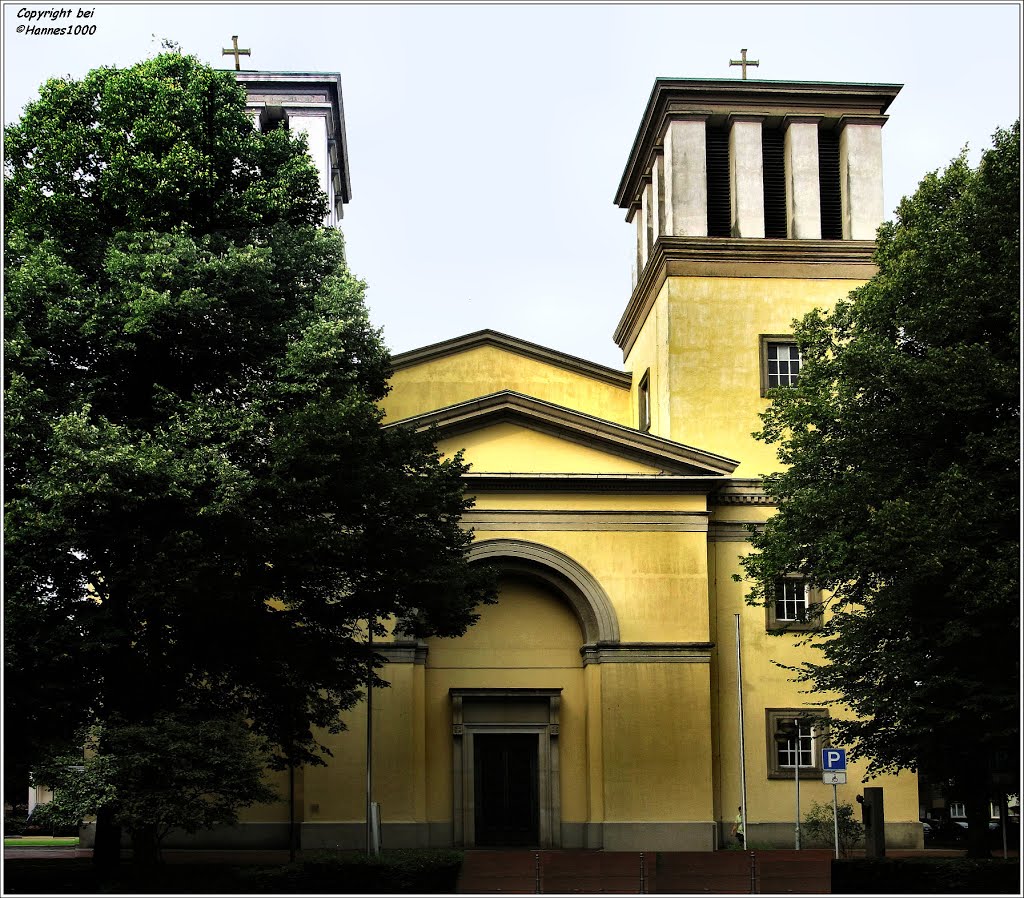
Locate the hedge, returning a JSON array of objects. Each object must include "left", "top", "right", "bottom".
[{"left": 832, "top": 857, "right": 1020, "bottom": 894}]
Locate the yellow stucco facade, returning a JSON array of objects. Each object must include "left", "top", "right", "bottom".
[{"left": 226, "top": 75, "right": 923, "bottom": 853}]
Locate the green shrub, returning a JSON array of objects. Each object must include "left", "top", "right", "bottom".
[
  {"left": 804, "top": 800, "right": 864, "bottom": 856},
  {"left": 832, "top": 857, "right": 1020, "bottom": 894},
  {"left": 25, "top": 802, "right": 82, "bottom": 837},
  {"left": 4, "top": 805, "right": 29, "bottom": 837},
  {"left": 242, "top": 849, "right": 465, "bottom": 894}
]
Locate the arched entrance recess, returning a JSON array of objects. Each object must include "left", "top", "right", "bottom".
[
  {"left": 467, "top": 538, "right": 620, "bottom": 645},
  {"left": 452, "top": 539, "right": 618, "bottom": 848}
]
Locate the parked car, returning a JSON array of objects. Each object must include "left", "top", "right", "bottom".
[
  {"left": 922, "top": 818, "right": 968, "bottom": 845},
  {"left": 931, "top": 817, "right": 1020, "bottom": 848}
]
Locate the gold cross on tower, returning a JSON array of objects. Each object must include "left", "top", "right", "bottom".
[
  {"left": 222, "top": 35, "right": 251, "bottom": 71},
  {"left": 729, "top": 48, "right": 759, "bottom": 79}
]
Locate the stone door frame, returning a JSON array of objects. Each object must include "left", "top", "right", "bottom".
[{"left": 451, "top": 688, "right": 562, "bottom": 848}]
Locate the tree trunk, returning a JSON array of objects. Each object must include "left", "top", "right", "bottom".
[
  {"left": 130, "top": 823, "right": 161, "bottom": 867},
  {"left": 92, "top": 805, "right": 122, "bottom": 871},
  {"left": 964, "top": 779, "right": 992, "bottom": 859}
]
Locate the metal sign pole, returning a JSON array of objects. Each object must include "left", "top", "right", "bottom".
[
  {"left": 794, "top": 718, "right": 801, "bottom": 850},
  {"left": 734, "top": 614, "right": 748, "bottom": 850},
  {"left": 366, "top": 616, "right": 375, "bottom": 856},
  {"left": 832, "top": 782, "right": 840, "bottom": 859}
]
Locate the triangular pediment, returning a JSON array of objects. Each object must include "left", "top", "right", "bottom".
[
  {"left": 390, "top": 330, "right": 632, "bottom": 389},
  {"left": 384, "top": 331, "right": 633, "bottom": 427},
  {"left": 386, "top": 391, "right": 739, "bottom": 477}
]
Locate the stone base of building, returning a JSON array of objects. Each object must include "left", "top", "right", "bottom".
[
  {"left": 79, "top": 819, "right": 922, "bottom": 851},
  {"left": 718, "top": 821, "right": 924, "bottom": 850},
  {"left": 78, "top": 821, "right": 292, "bottom": 849}
]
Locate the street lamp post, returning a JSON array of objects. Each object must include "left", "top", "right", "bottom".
[
  {"left": 366, "top": 615, "right": 377, "bottom": 856},
  {"left": 794, "top": 717, "right": 801, "bottom": 850},
  {"left": 775, "top": 718, "right": 803, "bottom": 849}
]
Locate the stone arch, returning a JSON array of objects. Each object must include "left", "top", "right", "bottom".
[{"left": 467, "top": 538, "right": 620, "bottom": 644}]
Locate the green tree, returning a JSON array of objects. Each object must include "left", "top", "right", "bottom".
[
  {"left": 4, "top": 52, "right": 494, "bottom": 866},
  {"left": 33, "top": 713, "right": 278, "bottom": 865},
  {"left": 740, "top": 122, "right": 1019, "bottom": 858}
]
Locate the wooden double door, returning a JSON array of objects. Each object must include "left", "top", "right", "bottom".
[{"left": 473, "top": 733, "right": 540, "bottom": 847}]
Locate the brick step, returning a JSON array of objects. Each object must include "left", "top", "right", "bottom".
[{"left": 458, "top": 848, "right": 833, "bottom": 894}]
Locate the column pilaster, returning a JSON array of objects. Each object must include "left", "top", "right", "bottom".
[
  {"left": 640, "top": 178, "right": 655, "bottom": 262},
  {"left": 728, "top": 116, "right": 765, "bottom": 238},
  {"left": 784, "top": 116, "right": 822, "bottom": 239},
  {"left": 663, "top": 116, "right": 708, "bottom": 236},
  {"left": 839, "top": 115, "right": 887, "bottom": 239},
  {"left": 651, "top": 153, "right": 666, "bottom": 242}
]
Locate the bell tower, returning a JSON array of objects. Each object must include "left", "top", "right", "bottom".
[
  {"left": 235, "top": 71, "right": 352, "bottom": 227},
  {"left": 613, "top": 78, "right": 901, "bottom": 475}
]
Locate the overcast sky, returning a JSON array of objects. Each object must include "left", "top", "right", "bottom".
[{"left": 4, "top": 2, "right": 1021, "bottom": 368}]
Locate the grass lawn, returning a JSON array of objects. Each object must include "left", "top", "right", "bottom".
[{"left": 4, "top": 838, "right": 80, "bottom": 848}]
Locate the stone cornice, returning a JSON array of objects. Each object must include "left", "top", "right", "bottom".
[
  {"left": 708, "top": 520, "right": 764, "bottom": 542},
  {"left": 450, "top": 687, "right": 563, "bottom": 701},
  {"left": 387, "top": 390, "right": 739, "bottom": 476},
  {"left": 614, "top": 237, "right": 877, "bottom": 358},
  {"left": 375, "top": 640, "right": 428, "bottom": 665},
  {"left": 463, "top": 509, "right": 710, "bottom": 532},
  {"left": 711, "top": 479, "right": 775, "bottom": 506},
  {"left": 390, "top": 329, "right": 632, "bottom": 390},
  {"left": 616, "top": 78, "right": 902, "bottom": 210},
  {"left": 581, "top": 642, "right": 715, "bottom": 665},
  {"left": 462, "top": 473, "right": 732, "bottom": 493}
]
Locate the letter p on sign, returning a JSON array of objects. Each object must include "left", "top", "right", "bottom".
[{"left": 822, "top": 748, "right": 846, "bottom": 770}]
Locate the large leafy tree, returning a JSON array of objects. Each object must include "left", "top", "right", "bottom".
[
  {"left": 33, "top": 712, "right": 279, "bottom": 865},
  {"left": 741, "top": 122, "right": 1019, "bottom": 857},
  {"left": 4, "top": 52, "right": 494, "bottom": 863}
]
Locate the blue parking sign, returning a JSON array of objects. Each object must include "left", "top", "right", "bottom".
[{"left": 822, "top": 748, "right": 847, "bottom": 770}]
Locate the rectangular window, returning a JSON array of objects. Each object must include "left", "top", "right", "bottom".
[
  {"left": 767, "top": 342, "right": 802, "bottom": 387},
  {"left": 638, "top": 370, "right": 651, "bottom": 433},
  {"left": 766, "top": 709, "right": 828, "bottom": 779},
  {"left": 766, "top": 577, "right": 820, "bottom": 632},
  {"left": 760, "top": 336, "right": 803, "bottom": 396},
  {"left": 775, "top": 579, "right": 808, "bottom": 621},
  {"left": 949, "top": 802, "right": 966, "bottom": 819},
  {"left": 777, "top": 722, "right": 814, "bottom": 769}
]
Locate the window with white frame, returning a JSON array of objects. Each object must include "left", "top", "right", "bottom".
[
  {"left": 775, "top": 579, "right": 807, "bottom": 621},
  {"left": 766, "top": 577, "right": 820, "bottom": 632},
  {"left": 760, "top": 336, "right": 803, "bottom": 395},
  {"left": 766, "top": 709, "right": 828, "bottom": 779},
  {"left": 767, "top": 342, "right": 802, "bottom": 387},
  {"left": 777, "top": 721, "right": 814, "bottom": 769},
  {"left": 949, "top": 802, "right": 966, "bottom": 819}
]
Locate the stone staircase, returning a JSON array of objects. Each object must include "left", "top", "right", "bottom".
[{"left": 457, "top": 849, "right": 832, "bottom": 894}]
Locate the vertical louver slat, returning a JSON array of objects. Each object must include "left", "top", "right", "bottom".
[
  {"left": 762, "top": 128, "right": 787, "bottom": 239},
  {"left": 706, "top": 125, "right": 732, "bottom": 238},
  {"left": 818, "top": 129, "right": 842, "bottom": 239}
]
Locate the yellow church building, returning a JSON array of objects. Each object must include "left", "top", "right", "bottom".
[{"left": 216, "top": 70, "right": 924, "bottom": 852}]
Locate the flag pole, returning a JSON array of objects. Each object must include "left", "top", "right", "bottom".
[{"left": 735, "top": 614, "right": 749, "bottom": 849}]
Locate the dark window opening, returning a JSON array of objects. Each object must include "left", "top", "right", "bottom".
[
  {"left": 818, "top": 129, "right": 842, "bottom": 239},
  {"left": 259, "top": 105, "right": 289, "bottom": 134},
  {"left": 706, "top": 125, "right": 732, "bottom": 238},
  {"left": 762, "top": 128, "right": 787, "bottom": 239},
  {"left": 638, "top": 370, "right": 651, "bottom": 433}
]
